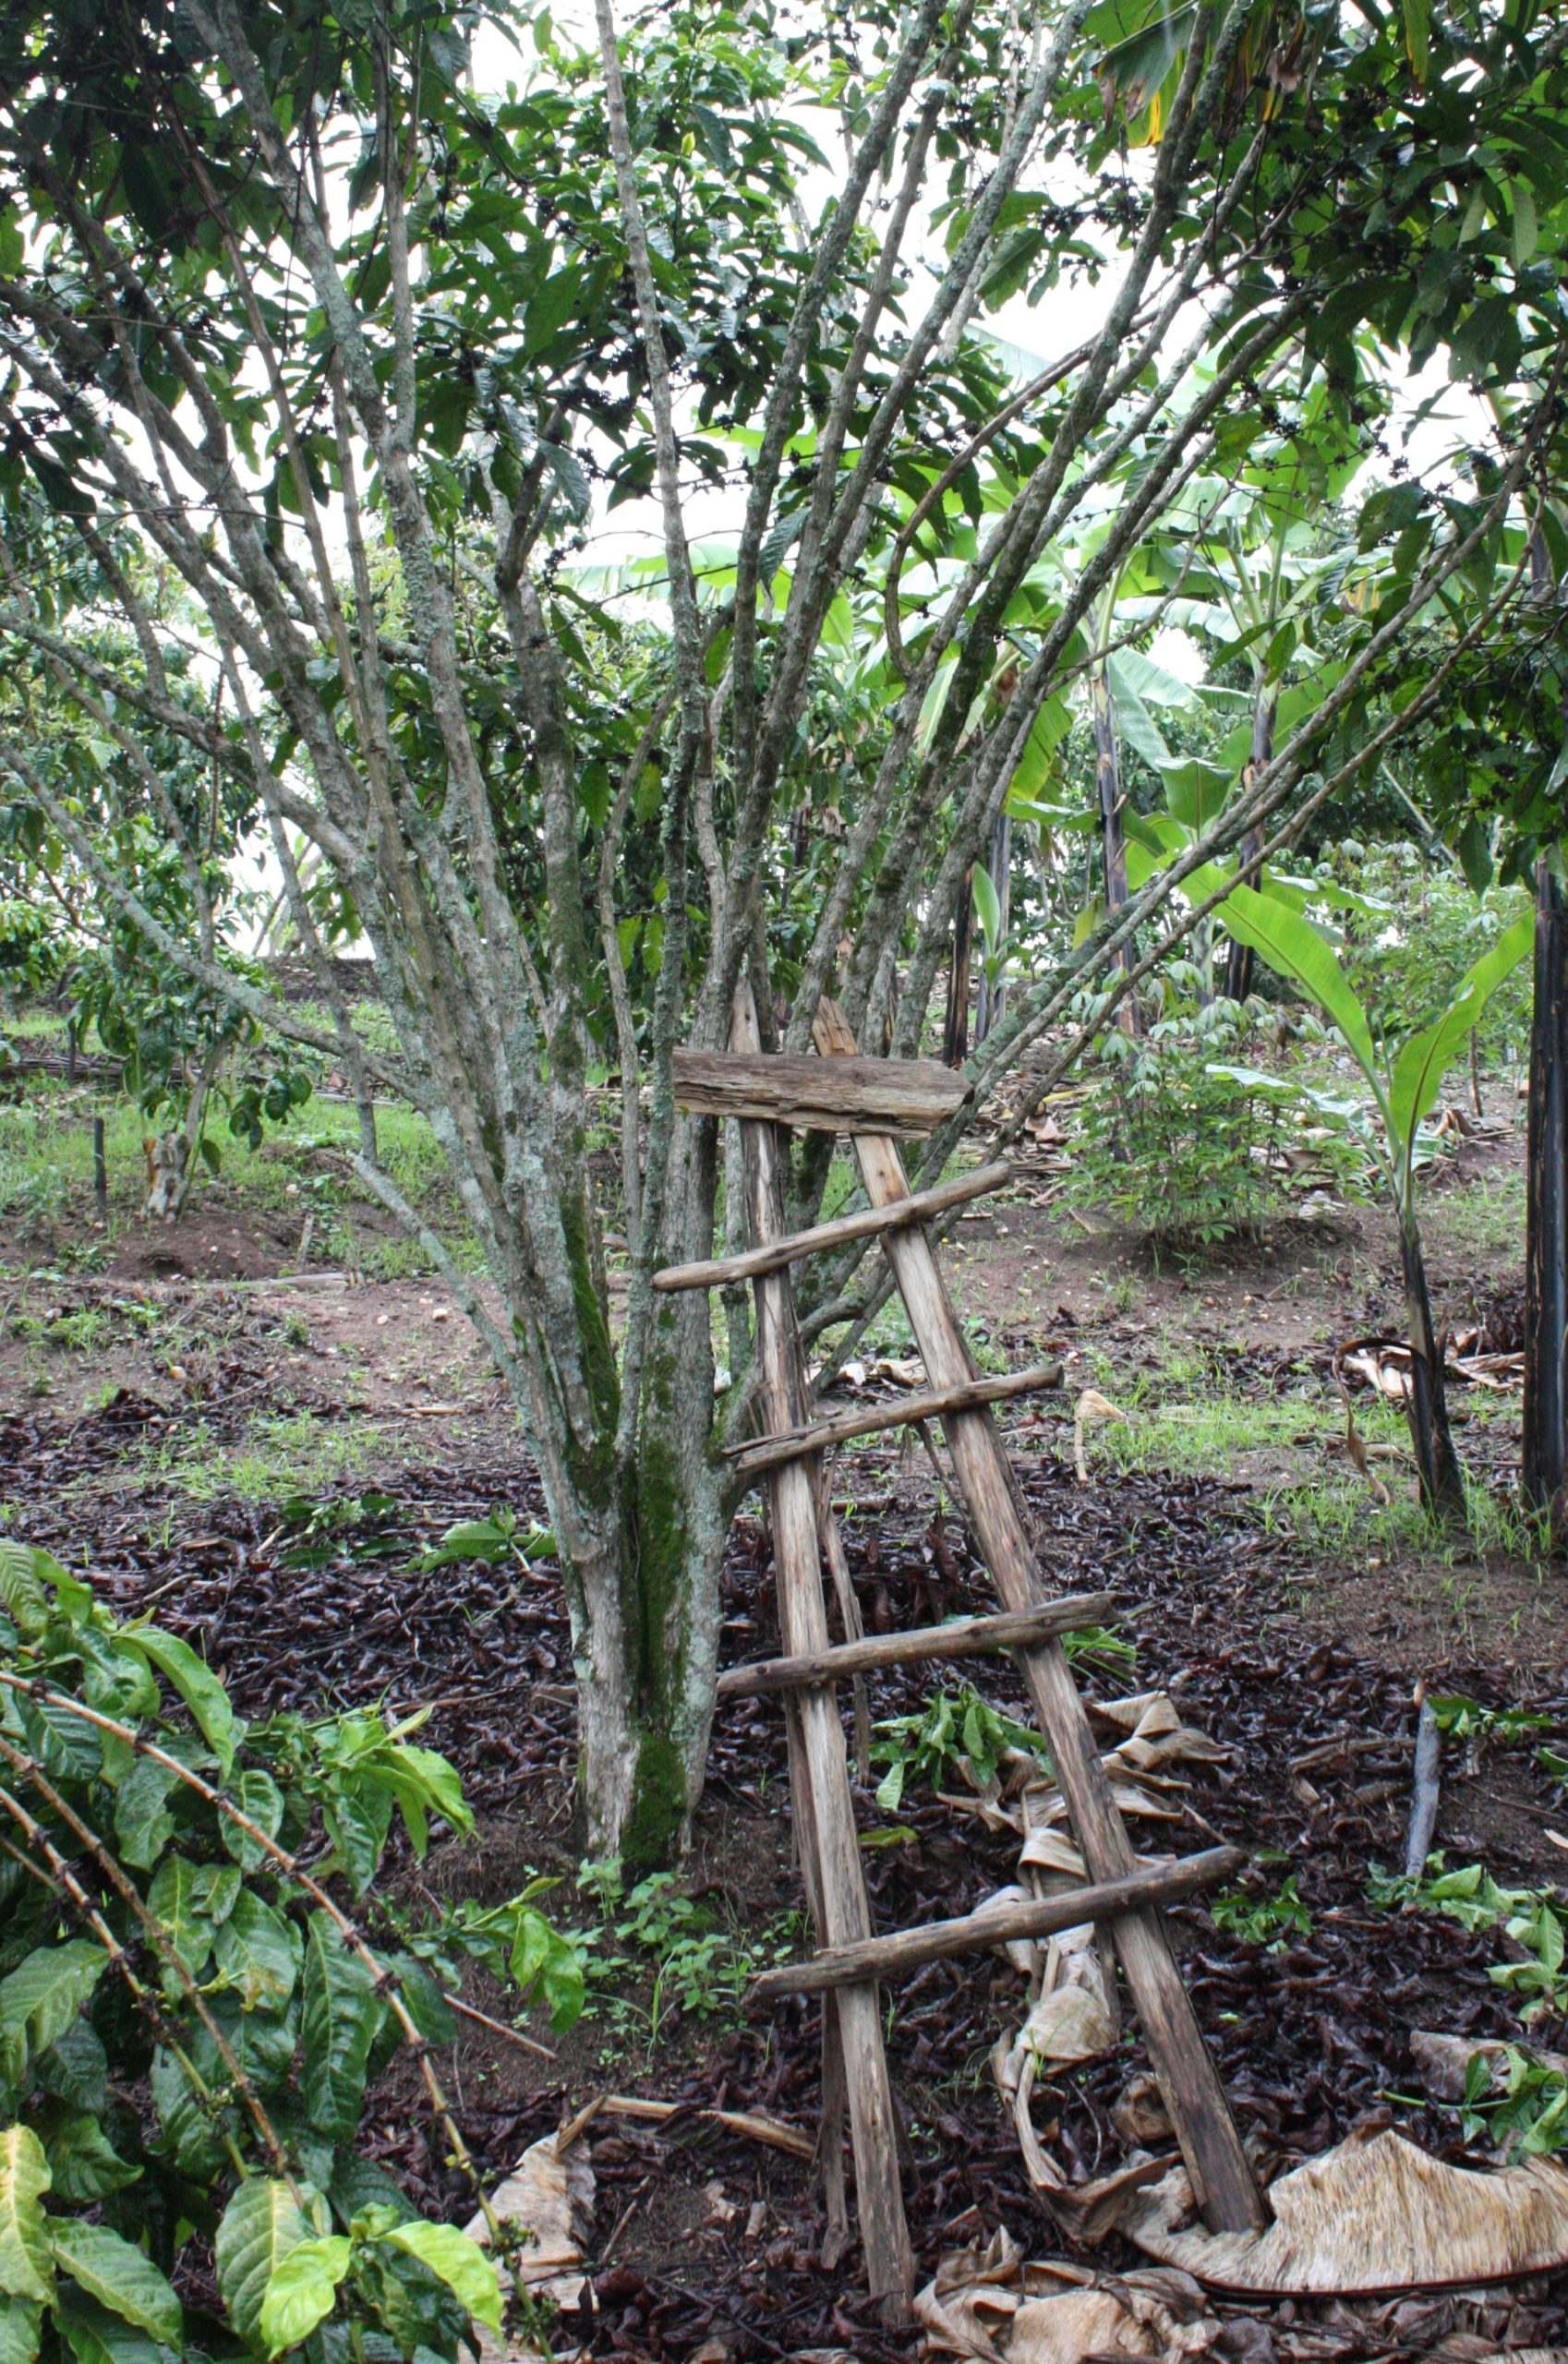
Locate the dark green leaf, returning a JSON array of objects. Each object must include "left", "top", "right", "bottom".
[
  {"left": 301, "top": 1918, "right": 378, "bottom": 2143},
  {"left": 36, "top": 2106, "right": 139, "bottom": 2204},
  {"left": 47, "top": 2224, "right": 179, "bottom": 2347},
  {"left": 119, "top": 1629, "right": 238, "bottom": 1774}
]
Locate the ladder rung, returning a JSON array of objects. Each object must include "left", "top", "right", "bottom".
[
  {"left": 727, "top": 1361, "right": 1062, "bottom": 1475},
  {"left": 674, "top": 1047, "right": 971, "bottom": 1133},
  {"left": 750, "top": 1846, "right": 1244, "bottom": 1999},
  {"left": 653, "top": 1161, "right": 1012, "bottom": 1293},
  {"left": 715, "top": 1593, "right": 1118, "bottom": 1701}
]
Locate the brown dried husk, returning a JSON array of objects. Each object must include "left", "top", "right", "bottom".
[{"left": 1120, "top": 2126, "right": 1568, "bottom": 2295}]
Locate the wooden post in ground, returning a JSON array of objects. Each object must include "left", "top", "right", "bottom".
[
  {"left": 812, "top": 997, "right": 1266, "bottom": 2237},
  {"left": 731, "top": 984, "right": 914, "bottom": 2303}
]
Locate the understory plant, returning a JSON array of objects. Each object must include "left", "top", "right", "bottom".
[
  {"left": 1370, "top": 1854, "right": 1568, "bottom": 2022},
  {"left": 0, "top": 1537, "right": 581, "bottom": 2364},
  {"left": 872, "top": 1683, "right": 1051, "bottom": 1813},
  {"left": 572, "top": 1865, "right": 794, "bottom": 2056},
  {"left": 1220, "top": 885, "right": 1532, "bottom": 1515},
  {"left": 1074, "top": 980, "right": 1304, "bottom": 1250}
]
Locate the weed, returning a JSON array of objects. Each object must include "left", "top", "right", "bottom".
[
  {"left": 1212, "top": 1876, "right": 1312, "bottom": 1950},
  {"left": 136, "top": 1409, "right": 392, "bottom": 1503},
  {"left": 1461, "top": 2047, "right": 1568, "bottom": 2157},
  {"left": 1370, "top": 1855, "right": 1568, "bottom": 2021},
  {"left": 871, "top": 1682, "right": 1049, "bottom": 1813},
  {"left": 1428, "top": 1694, "right": 1552, "bottom": 1745},
  {"left": 571, "top": 1864, "right": 797, "bottom": 2060},
  {"left": 1062, "top": 1622, "right": 1138, "bottom": 1677}
]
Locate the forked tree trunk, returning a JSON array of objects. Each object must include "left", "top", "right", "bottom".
[
  {"left": 1399, "top": 1208, "right": 1466, "bottom": 1520},
  {"left": 1223, "top": 689, "right": 1278, "bottom": 1003},
  {"left": 1092, "top": 667, "right": 1140, "bottom": 1037},
  {"left": 1524, "top": 860, "right": 1568, "bottom": 1539}
]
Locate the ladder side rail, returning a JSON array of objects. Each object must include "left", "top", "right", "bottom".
[{"left": 732, "top": 984, "right": 914, "bottom": 2302}]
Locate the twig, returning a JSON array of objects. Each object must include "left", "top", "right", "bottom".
[
  {"left": 1405, "top": 1683, "right": 1442, "bottom": 1879},
  {"left": 445, "top": 1993, "right": 556, "bottom": 2061},
  {"left": 556, "top": 2092, "right": 814, "bottom": 2163}
]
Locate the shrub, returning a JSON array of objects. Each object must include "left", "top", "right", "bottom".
[
  {"left": 1073, "top": 988, "right": 1291, "bottom": 1249},
  {"left": 0, "top": 1537, "right": 581, "bottom": 2364},
  {"left": 1325, "top": 843, "right": 1532, "bottom": 1070}
]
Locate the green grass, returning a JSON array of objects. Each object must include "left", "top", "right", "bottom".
[
  {"left": 1080, "top": 1343, "right": 1345, "bottom": 1482},
  {"left": 0, "top": 1078, "right": 452, "bottom": 1248},
  {"left": 131, "top": 1408, "right": 393, "bottom": 1503},
  {"left": 1428, "top": 1168, "right": 1526, "bottom": 1268}
]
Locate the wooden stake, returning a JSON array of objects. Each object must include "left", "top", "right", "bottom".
[
  {"left": 812, "top": 998, "right": 1267, "bottom": 2237},
  {"left": 753, "top": 1846, "right": 1243, "bottom": 1997},
  {"left": 654, "top": 1160, "right": 1012, "bottom": 1292},
  {"left": 716, "top": 1592, "right": 1117, "bottom": 1700},
  {"left": 725, "top": 1361, "right": 1062, "bottom": 1475},
  {"left": 732, "top": 985, "right": 914, "bottom": 2305}
]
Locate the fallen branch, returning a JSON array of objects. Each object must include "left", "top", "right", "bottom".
[
  {"left": 1405, "top": 1683, "right": 1442, "bottom": 1879},
  {"left": 556, "top": 2092, "right": 815, "bottom": 2161},
  {"left": 445, "top": 1991, "right": 557, "bottom": 2061}
]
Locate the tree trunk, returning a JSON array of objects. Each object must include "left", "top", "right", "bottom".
[
  {"left": 1092, "top": 667, "right": 1140, "bottom": 1037},
  {"left": 943, "top": 867, "right": 973, "bottom": 1067},
  {"left": 1223, "top": 689, "right": 1278, "bottom": 1002},
  {"left": 1399, "top": 1207, "right": 1466, "bottom": 1520},
  {"left": 550, "top": 1275, "right": 729, "bottom": 1865},
  {"left": 1525, "top": 860, "right": 1568, "bottom": 1539},
  {"left": 974, "top": 810, "right": 1011, "bottom": 1047}
]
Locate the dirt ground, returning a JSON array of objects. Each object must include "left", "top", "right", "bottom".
[{"left": 4, "top": 1061, "right": 1567, "bottom": 2360}]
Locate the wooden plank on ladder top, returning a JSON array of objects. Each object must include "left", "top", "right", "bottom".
[
  {"left": 731, "top": 983, "right": 914, "bottom": 2304},
  {"left": 811, "top": 997, "right": 1268, "bottom": 2237}
]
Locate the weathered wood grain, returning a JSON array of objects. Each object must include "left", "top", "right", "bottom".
[
  {"left": 725, "top": 1360, "right": 1062, "bottom": 1475},
  {"left": 753, "top": 1847, "right": 1243, "bottom": 1997},
  {"left": 732, "top": 986, "right": 914, "bottom": 2306},
  {"left": 673, "top": 1047, "right": 970, "bottom": 1132}
]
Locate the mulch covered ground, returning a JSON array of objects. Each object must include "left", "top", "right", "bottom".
[{"left": 6, "top": 1376, "right": 1568, "bottom": 2360}]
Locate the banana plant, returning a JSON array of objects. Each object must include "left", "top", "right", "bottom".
[{"left": 1221, "top": 884, "right": 1532, "bottom": 1516}]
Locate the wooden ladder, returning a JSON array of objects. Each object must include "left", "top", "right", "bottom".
[{"left": 657, "top": 991, "right": 1266, "bottom": 2303}]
